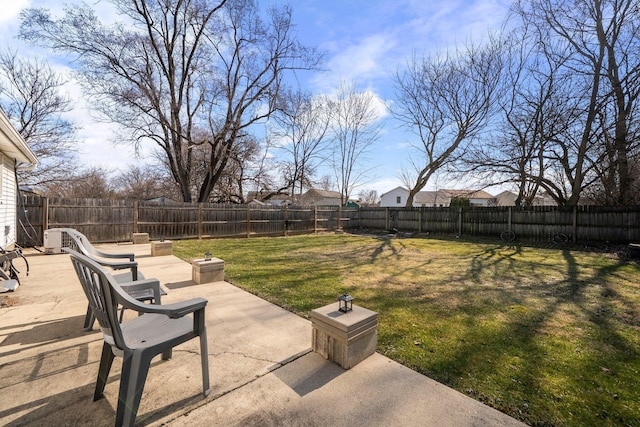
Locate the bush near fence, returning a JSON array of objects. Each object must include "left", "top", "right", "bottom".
[{"left": 17, "top": 196, "right": 640, "bottom": 247}]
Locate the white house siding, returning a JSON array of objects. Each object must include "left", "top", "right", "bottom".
[
  {"left": 380, "top": 187, "right": 409, "bottom": 207},
  {"left": 0, "top": 154, "right": 16, "bottom": 248}
]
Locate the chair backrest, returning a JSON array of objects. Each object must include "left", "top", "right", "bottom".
[
  {"left": 67, "top": 248, "right": 128, "bottom": 351},
  {"left": 54, "top": 228, "right": 135, "bottom": 262},
  {"left": 59, "top": 228, "right": 105, "bottom": 259}
]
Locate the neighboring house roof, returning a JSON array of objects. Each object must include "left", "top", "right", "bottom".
[
  {"left": 299, "top": 188, "right": 343, "bottom": 206},
  {"left": 414, "top": 190, "right": 451, "bottom": 206},
  {"left": 380, "top": 186, "right": 408, "bottom": 198},
  {"left": 442, "top": 189, "right": 494, "bottom": 199},
  {"left": 246, "top": 191, "right": 290, "bottom": 202},
  {"left": 496, "top": 190, "right": 557, "bottom": 206},
  {"left": 304, "top": 189, "right": 342, "bottom": 199},
  {"left": 0, "top": 108, "right": 38, "bottom": 170},
  {"left": 495, "top": 191, "right": 517, "bottom": 206}
]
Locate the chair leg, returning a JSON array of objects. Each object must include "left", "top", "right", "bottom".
[
  {"left": 116, "top": 350, "right": 152, "bottom": 427},
  {"left": 161, "top": 348, "right": 172, "bottom": 360},
  {"left": 84, "top": 305, "right": 95, "bottom": 330},
  {"left": 94, "top": 342, "right": 115, "bottom": 401},
  {"left": 200, "top": 327, "right": 211, "bottom": 396}
]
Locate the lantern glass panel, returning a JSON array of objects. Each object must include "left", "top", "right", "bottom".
[{"left": 338, "top": 293, "right": 353, "bottom": 313}]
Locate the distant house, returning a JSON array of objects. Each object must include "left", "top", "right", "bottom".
[
  {"left": 442, "top": 189, "right": 496, "bottom": 207},
  {"left": 380, "top": 186, "right": 409, "bottom": 207},
  {"left": 0, "top": 109, "right": 38, "bottom": 249},
  {"left": 247, "top": 198, "right": 267, "bottom": 206},
  {"left": 414, "top": 190, "right": 451, "bottom": 207},
  {"left": 495, "top": 191, "right": 557, "bottom": 207},
  {"left": 381, "top": 187, "right": 495, "bottom": 207},
  {"left": 145, "top": 196, "right": 179, "bottom": 204},
  {"left": 299, "top": 189, "right": 343, "bottom": 207},
  {"left": 246, "top": 191, "right": 291, "bottom": 206}
]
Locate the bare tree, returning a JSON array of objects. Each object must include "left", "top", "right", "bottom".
[
  {"left": 112, "top": 164, "right": 169, "bottom": 200},
  {"left": 204, "top": 135, "right": 261, "bottom": 203},
  {"left": 330, "top": 80, "right": 384, "bottom": 206},
  {"left": 462, "top": 29, "right": 584, "bottom": 206},
  {"left": 270, "top": 88, "right": 331, "bottom": 198},
  {"left": 357, "top": 189, "right": 379, "bottom": 206},
  {"left": 392, "top": 41, "right": 503, "bottom": 207},
  {"left": 0, "top": 50, "right": 78, "bottom": 188},
  {"left": 20, "top": 0, "right": 322, "bottom": 203},
  {"left": 41, "top": 166, "right": 115, "bottom": 198},
  {"left": 512, "top": 0, "right": 640, "bottom": 205}
]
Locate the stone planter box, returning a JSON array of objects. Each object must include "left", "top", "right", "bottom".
[
  {"left": 192, "top": 258, "right": 225, "bottom": 284},
  {"left": 151, "top": 241, "right": 173, "bottom": 256},
  {"left": 132, "top": 233, "right": 149, "bottom": 244},
  {"left": 311, "top": 303, "right": 378, "bottom": 369}
]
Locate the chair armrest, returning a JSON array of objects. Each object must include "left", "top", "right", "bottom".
[
  {"left": 96, "top": 258, "right": 139, "bottom": 271},
  {"left": 91, "top": 249, "right": 135, "bottom": 262},
  {"left": 118, "top": 295, "right": 208, "bottom": 318},
  {"left": 119, "top": 279, "right": 163, "bottom": 303},
  {"left": 160, "top": 298, "right": 208, "bottom": 318}
]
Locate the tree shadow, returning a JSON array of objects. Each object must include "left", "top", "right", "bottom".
[
  {"left": 410, "top": 246, "right": 640, "bottom": 425},
  {"left": 1, "top": 315, "right": 94, "bottom": 359},
  {"left": 1, "top": 382, "right": 113, "bottom": 427}
]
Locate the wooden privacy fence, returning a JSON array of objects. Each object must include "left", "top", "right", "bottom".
[
  {"left": 16, "top": 196, "right": 640, "bottom": 247},
  {"left": 17, "top": 196, "right": 359, "bottom": 246}
]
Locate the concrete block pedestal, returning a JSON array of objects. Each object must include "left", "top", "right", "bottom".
[
  {"left": 151, "top": 241, "right": 173, "bottom": 256},
  {"left": 192, "top": 258, "right": 225, "bottom": 284},
  {"left": 132, "top": 233, "right": 149, "bottom": 244},
  {"left": 311, "top": 303, "right": 378, "bottom": 369}
]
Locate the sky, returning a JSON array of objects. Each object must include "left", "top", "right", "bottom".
[{"left": 0, "top": 0, "right": 512, "bottom": 197}]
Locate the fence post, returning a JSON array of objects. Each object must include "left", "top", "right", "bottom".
[
  {"left": 198, "top": 203, "right": 203, "bottom": 240},
  {"left": 133, "top": 200, "right": 139, "bottom": 233},
  {"left": 314, "top": 206, "right": 318, "bottom": 234},
  {"left": 418, "top": 208, "right": 422, "bottom": 234},
  {"left": 572, "top": 205, "right": 578, "bottom": 243},
  {"left": 458, "top": 207, "right": 463, "bottom": 236},
  {"left": 42, "top": 197, "right": 49, "bottom": 237},
  {"left": 284, "top": 205, "right": 288, "bottom": 236},
  {"left": 385, "top": 207, "right": 389, "bottom": 231},
  {"left": 337, "top": 205, "right": 342, "bottom": 230},
  {"left": 247, "top": 205, "right": 251, "bottom": 238}
]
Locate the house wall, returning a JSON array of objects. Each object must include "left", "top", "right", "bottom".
[
  {"left": 469, "top": 198, "right": 491, "bottom": 207},
  {"left": 380, "top": 188, "right": 409, "bottom": 207},
  {"left": 0, "top": 154, "right": 16, "bottom": 248}
]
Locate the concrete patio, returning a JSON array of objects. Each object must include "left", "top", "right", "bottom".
[{"left": 0, "top": 243, "right": 526, "bottom": 426}]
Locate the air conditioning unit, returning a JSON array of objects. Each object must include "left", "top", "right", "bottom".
[{"left": 44, "top": 229, "right": 62, "bottom": 254}]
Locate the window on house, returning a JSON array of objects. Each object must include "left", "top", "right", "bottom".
[{"left": 396, "top": 196, "right": 401, "bottom": 204}]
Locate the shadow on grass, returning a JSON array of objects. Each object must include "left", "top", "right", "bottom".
[
  {"left": 402, "top": 246, "right": 639, "bottom": 425},
  {"left": 174, "top": 235, "right": 640, "bottom": 425}
]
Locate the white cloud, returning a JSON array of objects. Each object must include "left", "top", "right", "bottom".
[
  {"left": 311, "top": 34, "right": 397, "bottom": 92},
  {"left": 370, "top": 177, "right": 405, "bottom": 195},
  {"left": 0, "top": 0, "right": 30, "bottom": 23}
]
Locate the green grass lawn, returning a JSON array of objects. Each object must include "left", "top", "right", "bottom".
[{"left": 174, "top": 234, "right": 640, "bottom": 426}]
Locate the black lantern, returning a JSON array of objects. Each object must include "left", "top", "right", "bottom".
[
  {"left": 338, "top": 293, "right": 353, "bottom": 313},
  {"left": 204, "top": 251, "right": 212, "bottom": 261}
]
